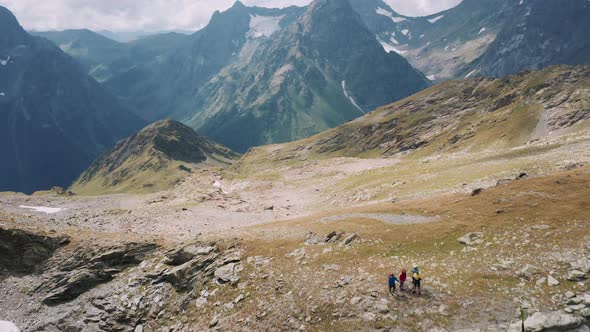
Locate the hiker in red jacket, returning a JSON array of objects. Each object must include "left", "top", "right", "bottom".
[{"left": 399, "top": 269, "right": 407, "bottom": 292}]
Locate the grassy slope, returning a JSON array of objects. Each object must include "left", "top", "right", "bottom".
[
  {"left": 198, "top": 166, "right": 590, "bottom": 331},
  {"left": 71, "top": 120, "right": 239, "bottom": 195}
]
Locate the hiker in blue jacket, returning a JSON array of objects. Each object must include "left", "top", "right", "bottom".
[{"left": 388, "top": 273, "right": 400, "bottom": 295}]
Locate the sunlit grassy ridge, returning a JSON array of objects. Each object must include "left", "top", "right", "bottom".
[{"left": 71, "top": 120, "right": 240, "bottom": 195}]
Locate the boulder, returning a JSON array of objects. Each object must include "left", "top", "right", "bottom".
[
  {"left": 547, "top": 275, "right": 560, "bottom": 286},
  {"left": 567, "top": 270, "right": 587, "bottom": 281},
  {"left": 523, "top": 311, "right": 583, "bottom": 331},
  {"left": 362, "top": 312, "right": 376, "bottom": 322},
  {"left": 570, "top": 258, "right": 590, "bottom": 273},
  {"left": 324, "top": 231, "right": 344, "bottom": 243},
  {"left": 214, "top": 262, "right": 242, "bottom": 286},
  {"left": 579, "top": 308, "right": 590, "bottom": 318},
  {"left": 304, "top": 232, "right": 324, "bottom": 245},
  {"left": 340, "top": 233, "right": 358, "bottom": 247},
  {"left": 458, "top": 232, "right": 484, "bottom": 246}
]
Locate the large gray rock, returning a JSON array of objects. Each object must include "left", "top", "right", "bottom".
[
  {"left": 547, "top": 275, "right": 560, "bottom": 286},
  {"left": 42, "top": 268, "right": 117, "bottom": 305},
  {"left": 214, "top": 262, "right": 242, "bottom": 286},
  {"left": 161, "top": 252, "right": 219, "bottom": 290},
  {"left": 458, "top": 232, "right": 484, "bottom": 246},
  {"left": 567, "top": 270, "right": 587, "bottom": 281},
  {"left": 523, "top": 311, "right": 583, "bottom": 331},
  {"left": 164, "top": 242, "right": 218, "bottom": 265},
  {"left": 304, "top": 232, "right": 324, "bottom": 245},
  {"left": 324, "top": 231, "right": 344, "bottom": 243},
  {"left": 570, "top": 258, "right": 590, "bottom": 273},
  {"left": 340, "top": 233, "right": 358, "bottom": 247}
]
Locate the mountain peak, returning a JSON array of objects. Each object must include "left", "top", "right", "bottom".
[
  {"left": 0, "top": 6, "right": 19, "bottom": 26},
  {"left": 231, "top": 0, "right": 246, "bottom": 9},
  {"left": 71, "top": 120, "right": 239, "bottom": 194},
  {"left": 0, "top": 6, "right": 28, "bottom": 48}
]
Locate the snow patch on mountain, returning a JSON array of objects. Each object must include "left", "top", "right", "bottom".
[
  {"left": 341, "top": 81, "right": 364, "bottom": 114},
  {"left": 247, "top": 14, "right": 284, "bottom": 39},
  {"left": 465, "top": 69, "right": 477, "bottom": 78},
  {"left": 377, "top": 36, "right": 405, "bottom": 55},
  {"left": 19, "top": 205, "right": 64, "bottom": 214},
  {"left": 428, "top": 15, "right": 444, "bottom": 24}
]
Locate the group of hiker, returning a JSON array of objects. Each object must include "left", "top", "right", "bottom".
[{"left": 388, "top": 267, "right": 422, "bottom": 296}]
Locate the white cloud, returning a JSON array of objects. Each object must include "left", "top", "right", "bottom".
[{"left": 0, "top": 0, "right": 462, "bottom": 32}]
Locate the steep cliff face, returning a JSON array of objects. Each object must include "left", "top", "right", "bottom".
[
  {"left": 464, "top": 0, "right": 590, "bottom": 78},
  {"left": 185, "top": 0, "right": 430, "bottom": 152}
]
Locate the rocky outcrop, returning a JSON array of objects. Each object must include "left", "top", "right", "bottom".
[
  {"left": 40, "top": 242, "right": 158, "bottom": 305},
  {"left": 8, "top": 235, "right": 247, "bottom": 332},
  {"left": 0, "top": 228, "right": 70, "bottom": 275},
  {"left": 156, "top": 241, "right": 243, "bottom": 290}
]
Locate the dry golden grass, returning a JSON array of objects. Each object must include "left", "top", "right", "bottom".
[{"left": 208, "top": 166, "right": 590, "bottom": 330}]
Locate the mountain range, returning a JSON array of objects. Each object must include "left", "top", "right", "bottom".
[
  {"left": 0, "top": 6, "right": 144, "bottom": 194},
  {"left": 35, "top": 0, "right": 431, "bottom": 152},
  {"left": 358, "top": 0, "right": 590, "bottom": 81},
  {"left": 33, "top": 0, "right": 590, "bottom": 150},
  {"left": 2, "top": 0, "right": 590, "bottom": 193}
]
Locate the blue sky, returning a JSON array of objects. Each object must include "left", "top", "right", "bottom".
[{"left": 0, "top": 0, "right": 463, "bottom": 32}]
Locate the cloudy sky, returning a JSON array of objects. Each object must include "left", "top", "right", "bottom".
[{"left": 0, "top": 0, "right": 463, "bottom": 32}]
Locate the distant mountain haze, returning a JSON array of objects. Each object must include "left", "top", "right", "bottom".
[
  {"left": 36, "top": 0, "right": 430, "bottom": 153},
  {"left": 0, "top": 6, "right": 145, "bottom": 194}
]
